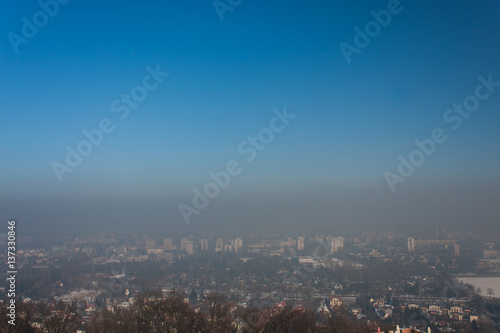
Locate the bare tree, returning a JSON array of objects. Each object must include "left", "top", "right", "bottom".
[
  {"left": 320, "top": 307, "right": 358, "bottom": 333},
  {"left": 234, "top": 306, "right": 266, "bottom": 333},
  {"left": 0, "top": 302, "right": 37, "bottom": 333},
  {"left": 264, "top": 305, "right": 318, "bottom": 333},
  {"left": 135, "top": 291, "right": 206, "bottom": 332},
  {"left": 85, "top": 308, "right": 137, "bottom": 333},
  {"left": 201, "top": 292, "right": 235, "bottom": 333},
  {"left": 42, "top": 301, "right": 80, "bottom": 333}
]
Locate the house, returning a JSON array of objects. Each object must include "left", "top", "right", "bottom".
[
  {"left": 317, "top": 302, "right": 329, "bottom": 315},
  {"left": 329, "top": 296, "right": 342, "bottom": 308},
  {"left": 428, "top": 304, "right": 441, "bottom": 315},
  {"left": 372, "top": 325, "right": 431, "bottom": 333}
]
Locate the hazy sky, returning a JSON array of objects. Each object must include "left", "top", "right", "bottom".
[{"left": 1, "top": 0, "right": 500, "bottom": 236}]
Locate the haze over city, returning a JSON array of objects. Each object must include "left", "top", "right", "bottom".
[{"left": 3, "top": 2, "right": 500, "bottom": 332}]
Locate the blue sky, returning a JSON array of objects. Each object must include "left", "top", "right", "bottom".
[{"left": 1, "top": 0, "right": 500, "bottom": 234}]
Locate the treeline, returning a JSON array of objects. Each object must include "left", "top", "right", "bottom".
[{"left": 1, "top": 291, "right": 385, "bottom": 332}]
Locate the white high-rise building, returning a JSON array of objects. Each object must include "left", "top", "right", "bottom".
[
  {"left": 163, "top": 238, "right": 173, "bottom": 250},
  {"left": 186, "top": 241, "right": 194, "bottom": 255},
  {"left": 215, "top": 238, "right": 223, "bottom": 252},
  {"left": 201, "top": 239, "right": 208, "bottom": 251},
  {"left": 234, "top": 238, "right": 243, "bottom": 253},
  {"left": 180, "top": 238, "right": 190, "bottom": 251},
  {"left": 146, "top": 239, "right": 155, "bottom": 250},
  {"left": 330, "top": 237, "right": 336, "bottom": 253},
  {"left": 329, "top": 236, "right": 344, "bottom": 253},
  {"left": 337, "top": 237, "right": 344, "bottom": 250},
  {"left": 407, "top": 237, "right": 415, "bottom": 253},
  {"left": 297, "top": 236, "right": 304, "bottom": 251}
]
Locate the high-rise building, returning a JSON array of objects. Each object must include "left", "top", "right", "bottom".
[
  {"left": 407, "top": 237, "right": 415, "bottom": 253},
  {"left": 234, "top": 238, "right": 243, "bottom": 253},
  {"left": 186, "top": 241, "right": 194, "bottom": 255},
  {"left": 180, "top": 237, "right": 190, "bottom": 251},
  {"left": 146, "top": 239, "right": 155, "bottom": 250},
  {"left": 329, "top": 236, "right": 344, "bottom": 253},
  {"left": 163, "top": 238, "right": 173, "bottom": 250},
  {"left": 282, "top": 237, "right": 295, "bottom": 248},
  {"left": 330, "top": 237, "right": 337, "bottom": 253},
  {"left": 297, "top": 236, "right": 304, "bottom": 251},
  {"left": 215, "top": 238, "right": 223, "bottom": 252},
  {"left": 337, "top": 237, "right": 344, "bottom": 250},
  {"left": 200, "top": 239, "right": 208, "bottom": 251},
  {"left": 454, "top": 244, "right": 460, "bottom": 256}
]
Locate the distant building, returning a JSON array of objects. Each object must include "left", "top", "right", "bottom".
[
  {"left": 216, "top": 238, "right": 223, "bottom": 252},
  {"left": 234, "top": 238, "right": 243, "bottom": 253},
  {"left": 483, "top": 250, "right": 500, "bottom": 258},
  {"left": 329, "top": 296, "right": 343, "bottom": 308},
  {"left": 180, "top": 238, "right": 190, "bottom": 251},
  {"left": 414, "top": 239, "right": 456, "bottom": 247},
  {"left": 281, "top": 237, "right": 295, "bottom": 248},
  {"left": 115, "top": 246, "right": 127, "bottom": 254},
  {"left": 454, "top": 244, "right": 460, "bottom": 256},
  {"left": 337, "top": 237, "right": 344, "bottom": 251},
  {"left": 407, "top": 237, "right": 415, "bottom": 253},
  {"left": 428, "top": 304, "right": 441, "bottom": 315},
  {"left": 297, "top": 236, "right": 304, "bottom": 251},
  {"left": 317, "top": 301, "right": 329, "bottom": 315},
  {"left": 146, "top": 239, "right": 155, "bottom": 250},
  {"left": 329, "top": 236, "right": 344, "bottom": 253},
  {"left": 147, "top": 248, "right": 163, "bottom": 255},
  {"left": 163, "top": 238, "right": 173, "bottom": 250},
  {"left": 186, "top": 241, "right": 194, "bottom": 255},
  {"left": 200, "top": 239, "right": 208, "bottom": 251}
]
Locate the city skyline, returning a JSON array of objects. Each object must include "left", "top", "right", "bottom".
[{"left": 2, "top": 1, "right": 500, "bottom": 331}]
